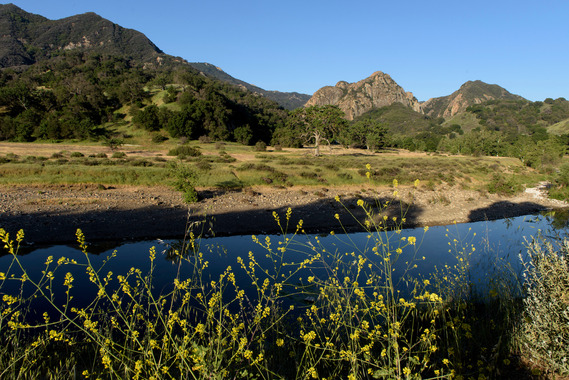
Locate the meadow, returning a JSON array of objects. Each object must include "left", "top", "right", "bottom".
[
  {"left": 0, "top": 141, "right": 567, "bottom": 379},
  {"left": 0, "top": 141, "right": 549, "bottom": 194}
]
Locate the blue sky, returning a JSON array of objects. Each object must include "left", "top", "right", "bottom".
[{"left": 5, "top": 0, "right": 569, "bottom": 101}]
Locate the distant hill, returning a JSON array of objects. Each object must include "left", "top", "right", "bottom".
[
  {"left": 187, "top": 63, "right": 310, "bottom": 110},
  {"left": 0, "top": 3, "right": 163, "bottom": 67},
  {"left": 0, "top": 4, "right": 308, "bottom": 109},
  {"left": 421, "top": 80, "right": 525, "bottom": 118},
  {"left": 305, "top": 71, "right": 421, "bottom": 120}
]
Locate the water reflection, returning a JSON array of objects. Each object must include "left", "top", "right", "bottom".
[{"left": 1, "top": 212, "right": 567, "bottom": 318}]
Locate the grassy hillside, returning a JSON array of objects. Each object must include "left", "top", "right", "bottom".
[
  {"left": 354, "top": 103, "right": 436, "bottom": 134},
  {"left": 547, "top": 118, "right": 569, "bottom": 135},
  {"left": 0, "top": 51, "right": 287, "bottom": 146},
  {"left": 442, "top": 112, "right": 482, "bottom": 132}
]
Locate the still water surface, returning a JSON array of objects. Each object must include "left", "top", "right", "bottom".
[{"left": 2, "top": 212, "right": 568, "bottom": 317}]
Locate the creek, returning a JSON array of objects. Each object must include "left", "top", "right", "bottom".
[{"left": 2, "top": 212, "right": 568, "bottom": 318}]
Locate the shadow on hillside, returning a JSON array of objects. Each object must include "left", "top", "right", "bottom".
[
  {"left": 0, "top": 192, "right": 426, "bottom": 248},
  {"left": 468, "top": 200, "right": 551, "bottom": 223}
]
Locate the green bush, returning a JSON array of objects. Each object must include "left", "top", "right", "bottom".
[
  {"left": 111, "top": 152, "right": 127, "bottom": 159},
  {"left": 195, "top": 160, "right": 212, "bottom": 172},
  {"left": 521, "top": 237, "right": 569, "bottom": 375},
  {"left": 167, "top": 145, "right": 202, "bottom": 158},
  {"left": 487, "top": 173, "right": 522, "bottom": 195},
  {"left": 253, "top": 141, "right": 267, "bottom": 152},
  {"left": 151, "top": 134, "right": 169, "bottom": 144},
  {"left": 169, "top": 162, "right": 199, "bottom": 203}
]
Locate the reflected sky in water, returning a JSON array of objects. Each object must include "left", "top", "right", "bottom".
[{"left": 2, "top": 212, "right": 568, "bottom": 317}]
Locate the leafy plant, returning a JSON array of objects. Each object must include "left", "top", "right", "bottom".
[
  {"left": 520, "top": 236, "right": 569, "bottom": 375},
  {"left": 167, "top": 145, "right": 202, "bottom": 158},
  {"left": 169, "top": 162, "right": 199, "bottom": 203},
  {"left": 253, "top": 141, "right": 267, "bottom": 152},
  {"left": 487, "top": 173, "right": 522, "bottom": 195}
]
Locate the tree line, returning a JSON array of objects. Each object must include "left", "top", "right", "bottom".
[
  {"left": 0, "top": 51, "right": 286, "bottom": 144},
  {"left": 1, "top": 52, "right": 569, "bottom": 170}
]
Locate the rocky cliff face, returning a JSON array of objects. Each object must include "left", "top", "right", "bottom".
[{"left": 305, "top": 71, "right": 421, "bottom": 120}]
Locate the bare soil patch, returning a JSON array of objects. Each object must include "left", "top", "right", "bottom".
[{"left": 0, "top": 183, "right": 566, "bottom": 245}]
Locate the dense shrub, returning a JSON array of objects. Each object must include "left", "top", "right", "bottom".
[
  {"left": 254, "top": 141, "right": 267, "bottom": 152},
  {"left": 521, "top": 237, "right": 569, "bottom": 375},
  {"left": 167, "top": 145, "right": 202, "bottom": 158},
  {"left": 169, "top": 162, "right": 199, "bottom": 203},
  {"left": 487, "top": 173, "right": 522, "bottom": 195},
  {"left": 151, "top": 134, "right": 169, "bottom": 144},
  {"left": 111, "top": 152, "right": 127, "bottom": 159}
]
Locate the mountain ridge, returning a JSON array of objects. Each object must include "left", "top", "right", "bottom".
[
  {"left": 0, "top": 4, "right": 308, "bottom": 109},
  {"left": 421, "top": 80, "right": 526, "bottom": 118},
  {"left": 305, "top": 72, "right": 527, "bottom": 120},
  {"left": 0, "top": 4, "right": 164, "bottom": 66},
  {"left": 187, "top": 62, "right": 310, "bottom": 110}
]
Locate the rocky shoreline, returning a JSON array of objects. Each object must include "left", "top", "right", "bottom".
[{"left": 0, "top": 183, "right": 567, "bottom": 246}]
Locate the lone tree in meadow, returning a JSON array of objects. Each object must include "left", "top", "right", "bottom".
[{"left": 288, "top": 105, "right": 347, "bottom": 156}]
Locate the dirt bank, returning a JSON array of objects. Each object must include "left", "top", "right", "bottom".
[{"left": 0, "top": 183, "right": 566, "bottom": 245}]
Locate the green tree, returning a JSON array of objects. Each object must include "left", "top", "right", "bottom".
[
  {"left": 288, "top": 105, "right": 347, "bottom": 156},
  {"left": 342, "top": 119, "right": 388, "bottom": 150},
  {"left": 133, "top": 105, "right": 161, "bottom": 131},
  {"left": 233, "top": 125, "right": 253, "bottom": 145}
]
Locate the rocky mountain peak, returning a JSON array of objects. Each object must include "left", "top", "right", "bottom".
[
  {"left": 305, "top": 71, "right": 421, "bottom": 120},
  {"left": 422, "top": 80, "right": 525, "bottom": 118}
]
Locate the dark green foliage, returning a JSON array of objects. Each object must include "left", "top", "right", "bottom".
[
  {"left": 275, "top": 105, "right": 346, "bottom": 156},
  {"left": 132, "top": 105, "right": 161, "bottom": 131},
  {"left": 355, "top": 103, "right": 435, "bottom": 135},
  {"left": 186, "top": 62, "right": 310, "bottom": 110},
  {"left": 163, "top": 86, "right": 178, "bottom": 103},
  {"left": 0, "top": 46, "right": 286, "bottom": 145},
  {"left": 151, "top": 134, "right": 169, "bottom": 144},
  {"left": 487, "top": 173, "right": 522, "bottom": 195},
  {"left": 439, "top": 130, "right": 564, "bottom": 168},
  {"left": 168, "top": 145, "right": 202, "bottom": 158},
  {"left": 254, "top": 141, "right": 267, "bottom": 152},
  {"left": 340, "top": 119, "right": 388, "bottom": 150},
  {"left": 466, "top": 98, "right": 569, "bottom": 135},
  {"left": 233, "top": 125, "right": 253, "bottom": 145},
  {"left": 111, "top": 152, "right": 126, "bottom": 159},
  {"left": 169, "top": 162, "right": 199, "bottom": 203}
]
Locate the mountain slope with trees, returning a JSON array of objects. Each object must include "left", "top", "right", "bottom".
[
  {"left": 421, "top": 80, "right": 526, "bottom": 118},
  {"left": 188, "top": 62, "right": 310, "bottom": 110},
  {"left": 0, "top": 4, "right": 308, "bottom": 110},
  {"left": 0, "top": 50, "right": 287, "bottom": 143},
  {"left": 0, "top": 3, "right": 164, "bottom": 67}
]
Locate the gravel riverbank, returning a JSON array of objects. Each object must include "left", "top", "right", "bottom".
[{"left": 1, "top": 183, "right": 566, "bottom": 245}]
